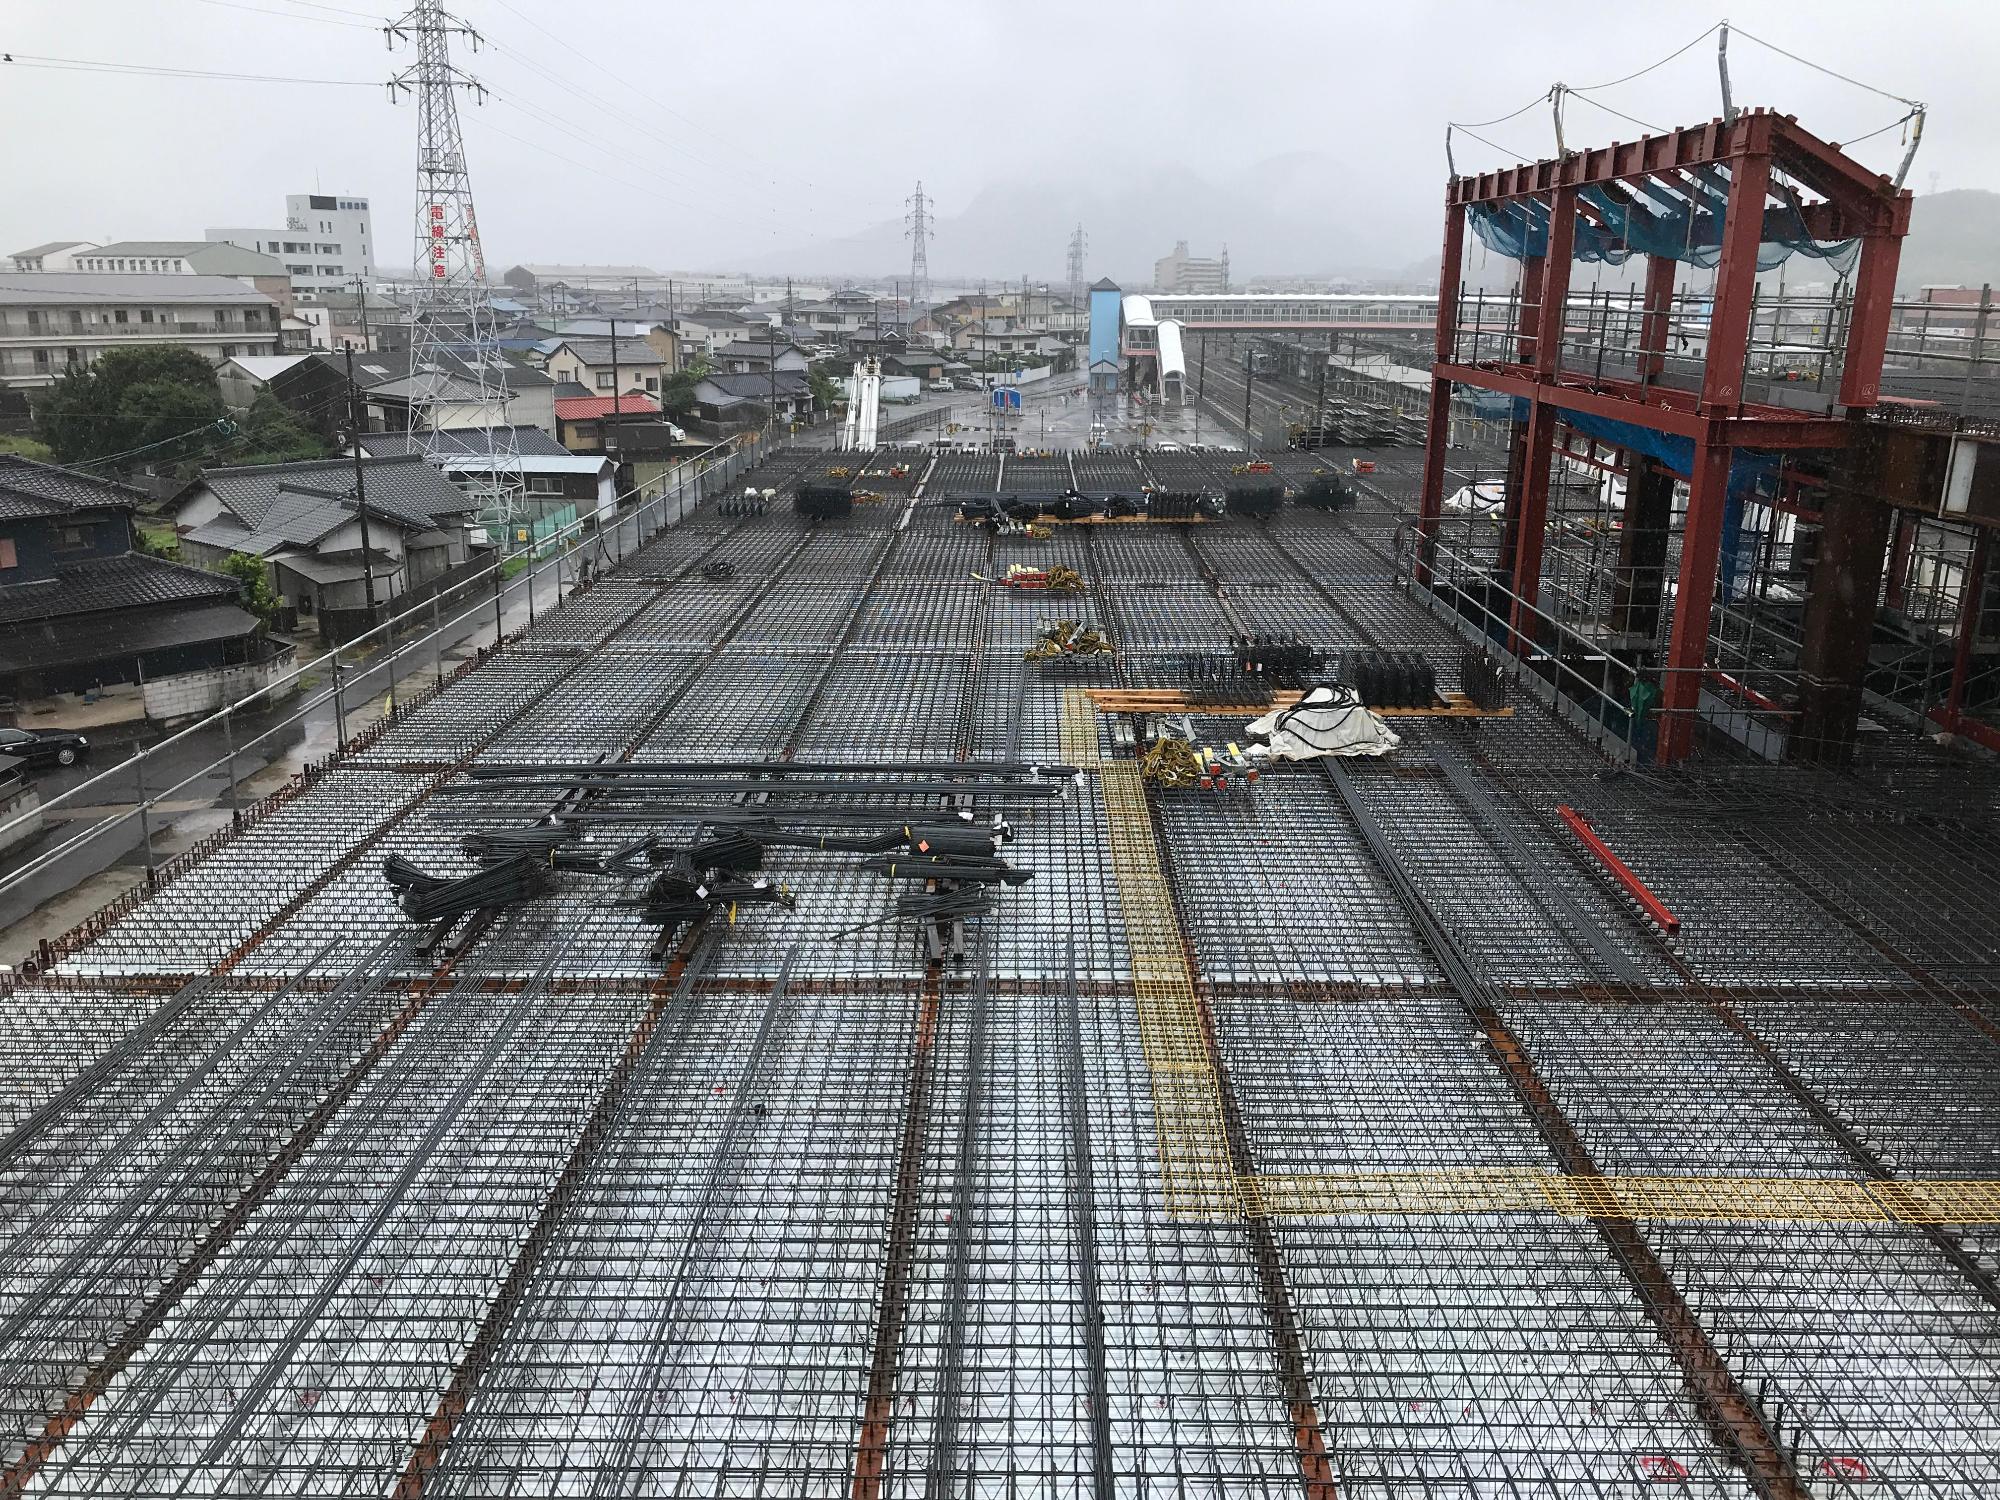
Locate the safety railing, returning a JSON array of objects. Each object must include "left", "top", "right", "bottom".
[{"left": 0, "top": 433, "right": 775, "bottom": 937}]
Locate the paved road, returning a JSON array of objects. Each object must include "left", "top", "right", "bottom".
[{"left": 0, "top": 512, "right": 635, "bottom": 950}]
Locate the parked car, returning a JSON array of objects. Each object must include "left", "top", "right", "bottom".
[
  {"left": 0, "top": 726, "right": 90, "bottom": 769},
  {"left": 953, "top": 376, "right": 983, "bottom": 391},
  {"left": 926, "top": 379, "right": 954, "bottom": 393}
]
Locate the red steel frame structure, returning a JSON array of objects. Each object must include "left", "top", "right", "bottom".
[{"left": 1417, "top": 108, "right": 1912, "bottom": 762}]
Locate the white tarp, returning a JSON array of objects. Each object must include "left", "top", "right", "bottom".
[
  {"left": 1444, "top": 480, "right": 1506, "bottom": 516},
  {"left": 1244, "top": 685, "right": 1400, "bottom": 760}
]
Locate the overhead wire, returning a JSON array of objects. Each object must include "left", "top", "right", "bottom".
[
  {"left": 1564, "top": 21, "right": 1721, "bottom": 94},
  {"left": 0, "top": 53, "right": 378, "bottom": 86},
  {"left": 188, "top": 0, "right": 377, "bottom": 27}
]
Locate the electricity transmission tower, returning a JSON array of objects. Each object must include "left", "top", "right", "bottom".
[
  {"left": 905, "top": 181, "right": 933, "bottom": 312},
  {"left": 388, "top": 0, "right": 519, "bottom": 528},
  {"left": 1066, "top": 223, "right": 1087, "bottom": 316}
]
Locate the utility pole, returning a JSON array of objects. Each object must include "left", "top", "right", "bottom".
[
  {"left": 347, "top": 274, "right": 372, "bottom": 350},
  {"left": 905, "top": 179, "right": 933, "bottom": 312},
  {"left": 1243, "top": 352, "right": 1255, "bottom": 448},
  {"left": 1196, "top": 331, "right": 1207, "bottom": 444},
  {"left": 344, "top": 345, "right": 378, "bottom": 618},
  {"left": 1066, "top": 224, "right": 1086, "bottom": 320}
]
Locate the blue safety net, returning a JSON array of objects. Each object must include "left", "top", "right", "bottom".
[
  {"left": 1468, "top": 165, "right": 1858, "bottom": 276},
  {"left": 1512, "top": 400, "right": 1778, "bottom": 597}
]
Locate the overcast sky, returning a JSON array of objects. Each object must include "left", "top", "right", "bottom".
[{"left": 4, "top": 0, "right": 1994, "bottom": 280}]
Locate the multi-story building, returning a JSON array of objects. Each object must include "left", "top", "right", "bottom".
[
  {"left": 1153, "top": 240, "right": 1230, "bottom": 294},
  {"left": 61, "top": 242, "right": 294, "bottom": 311},
  {"left": 0, "top": 273, "right": 284, "bottom": 389},
  {"left": 7, "top": 241, "right": 99, "bottom": 273},
  {"left": 207, "top": 192, "right": 375, "bottom": 301}
]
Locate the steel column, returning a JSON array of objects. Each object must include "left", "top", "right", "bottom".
[
  {"left": 1701, "top": 149, "right": 1772, "bottom": 410},
  {"left": 1944, "top": 527, "right": 1992, "bottom": 728},
  {"left": 1416, "top": 199, "right": 1465, "bottom": 586},
  {"left": 1794, "top": 486, "right": 1892, "bottom": 762},
  {"left": 1637, "top": 254, "right": 1677, "bottom": 380},
  {"left": 1532, "top": 188, "right": 1578, "bottom": 377},
  {"left": 1839, "top": 230, "right": 1907, "bottom": 408},
  {"left": 1657, "top": 432, "right": 1735, "bottom": 762},
  {"left": 1507, "top": 399, "right": 1559, "bottom": 650}
]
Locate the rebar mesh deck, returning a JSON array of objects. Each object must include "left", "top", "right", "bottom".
[{"left": 3, "top": 445, "right": 1997, "bottom": 1496}]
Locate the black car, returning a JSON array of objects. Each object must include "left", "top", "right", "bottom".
[{"left": 0, "top": 726, "right": 90, "bottom": 769}]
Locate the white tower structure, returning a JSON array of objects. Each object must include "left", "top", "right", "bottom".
[
  {"left": 842, "top": 358, "right": 883, "bottom": 452},
  {"left": 388, "top": 0, "right": 519, "bottom": 528}
]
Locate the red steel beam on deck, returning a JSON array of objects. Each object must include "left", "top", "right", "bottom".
[{"left": 1556, "top": 805, "right": 1682, "bottom": 935}]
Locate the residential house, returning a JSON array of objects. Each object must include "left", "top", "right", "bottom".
[
  {"left": 350, "top": 427, "right": 615, "bottom": 526},
  {"left": 63, "top": 241, "right": 295, "bottom": 312},
  {"left": 0, "top": 457, "right": 259, "bottom": 699},
  {"left": 175, "top": 454, "right": 481, "bottom": 630},
  {"left": 673, "top": 309, "right": 757, "bottom": 363},
  {"left": 712, "top": 339, "right": 811, "bottom": 377},
  {"left": 952, "top": 322, "right": 1066, "bottom": 361},
  {"left": 8, "top": 242, "right": 99, "bottom": 273},
  {"left": 643, "top": 323, "right": 680, "bottom": 373},
  {"left": 880, "top": 349, "right": 956, "bottom": 383},
  {"left": 0, "top": 274, "right": 284, "bottom": 389},
  {"left": 263, "top": 349, "right": 557, "bottom": 446},
  {"left": 691, "top": 370, "right": 813, "bottom": 428},
  {"left": 551, "top": 390, "right": 667, "bottom": 452},
  {"left": 217, "top": 353, "right": 315, "bottom": 410},
  {"left": 541, "top": 337, "right": 668, "bottom": 398}
]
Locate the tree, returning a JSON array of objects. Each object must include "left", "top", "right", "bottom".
[
  {"left": 658, "top": 356, "right": 712, "bottom": 420},
  {"left": 33, "top": 346, "right": 229, "bottom": 470},
  {"left": 232, "top": 389, "right": 328, "bottom": 465},
  {"left": 809, "top": 366, "right": 844, "bottom": 415},
  {"left": 217, "top": 552, "right": 281, "bottom": 628},
  {"left": 0, "top": 435, "right": 53, "bottom": 461}
]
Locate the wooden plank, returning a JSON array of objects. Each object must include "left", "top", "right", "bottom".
[{"left": 1084, "top": 689, "right": 1512, "bottom": 719}]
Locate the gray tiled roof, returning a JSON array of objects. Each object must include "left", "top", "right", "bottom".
[
  {"left": 0, "top": 457, "right": 148, "bottom": 522},
  {"left": 0, "top": 552, "right": 241, "bottom": 625},
  {"left": 0, "top": 273, "right": 274, "bottom": 306},
  {"left": 550, "top": 338, "right": 665, "bottom": 366},
  {"left": 191, "top": 455, "right": 464, "bottom": 533},
  {"left": 356, "top": 427, "right": 571, "bottom": 460}
]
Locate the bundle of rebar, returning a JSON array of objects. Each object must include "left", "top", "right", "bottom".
[{"left": 382, "top": 852, "right": 550, "bottom": 925}]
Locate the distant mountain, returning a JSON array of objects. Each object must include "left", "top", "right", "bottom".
[
  {"left": 744, "top": 175, "right": 2000, "bottom": 293},
  {"left": 740, "top": 155, "right": 1437, "bottom": 286}
]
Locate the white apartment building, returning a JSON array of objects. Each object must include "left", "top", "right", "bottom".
[
  {"left": 208, "top": 192, "right": 375, "bottom": 301},
  {"left": 0, "top": 274, "right": 284, "bottom": 388},
  {"left": 1154, "top": 240, "right": 1231, "bottom": 295}
]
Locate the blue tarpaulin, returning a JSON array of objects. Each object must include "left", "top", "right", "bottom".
[
  {"left": 1513, "top": 400, "right": 1777, "bottom": 597},
  {"left": 1468, "top": 166, "right": 1858, "bottom": 276}
]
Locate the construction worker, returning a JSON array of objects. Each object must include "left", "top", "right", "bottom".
[{"left": 1627, "top": 671, "right": 1661, "bottom": 764}]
